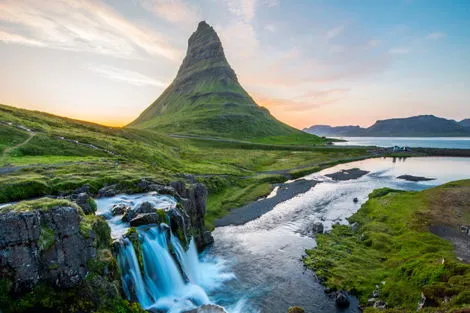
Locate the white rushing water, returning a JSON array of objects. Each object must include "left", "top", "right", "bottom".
[{"left": 95, "top": 193, "right": 244, "bottom": 313}]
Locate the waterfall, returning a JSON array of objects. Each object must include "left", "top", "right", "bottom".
[{"left": 117, "top": 224, "right": 212, "bottom": 313}]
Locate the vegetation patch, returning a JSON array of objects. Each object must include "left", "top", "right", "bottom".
[
  {"left": 6, "top": 197, "right": 78, "bottom": 212},
  {"left": 304, "top": 180, "right": 470, "bottom": 312},
  {"left": 38, "top": 225, "right": 55, "bottom": 252}
]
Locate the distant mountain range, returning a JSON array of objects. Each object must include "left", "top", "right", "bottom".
[{"left": 304, "top": 115, "right": 470, "bottom": 137}]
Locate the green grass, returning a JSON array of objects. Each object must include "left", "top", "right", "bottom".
[
  {"left": 6, "top": 198, "right": 78, "bottom": 212},
  {"left": 0, "top": 103, "right": 372, "bottom": 224},
  {"left": 304, "top": 181, "right": 470, "bottom": 312},
  {"left": 0, "top": 125, "right": 29, "bottom": 154}
]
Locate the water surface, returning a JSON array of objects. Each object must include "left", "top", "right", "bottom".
[{"left": 333, "top": 137, "right": 470, "bottom": 149}]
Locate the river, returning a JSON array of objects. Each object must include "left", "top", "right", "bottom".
[{"left": 96, "top": 157, "right": 470, "bottom": 313}]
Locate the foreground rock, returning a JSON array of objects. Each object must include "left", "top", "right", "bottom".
[
  {"left": 0, "top": 203, "right": 96, "bottom": 292},
  {"left": 312, "top": 222, "right": 324, "bottom": 234}
]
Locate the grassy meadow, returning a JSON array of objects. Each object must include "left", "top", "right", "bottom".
[{"left": 0, "top": 104, "right": 372, "bottom": 227}]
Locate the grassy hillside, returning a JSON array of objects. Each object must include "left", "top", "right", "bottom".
[
  {"left": 305, "top": 181, "right": 470, "bottom": 312},
  {"left": 0, "top": 103, "right": 371, "bottom": 227}
]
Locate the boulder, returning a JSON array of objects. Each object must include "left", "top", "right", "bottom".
[
  {"left": 111, "top": 203, "right": 129, "bottom": 216},
  {"left": 312, "top": 222, "right": 324, "bottom": 234},
  {"left": 353, "top": 197, "right": 359, "bottom": 203},
  {"left": 130, "top": 213, "right": 161, "bottom": 227},
  {"left": 335, "top": 291, "right": 350, "bottom": 308},
  {"left": 75, "top": 192, "right": 96, "bottom": 215},
  {"left": 122, "top": 201, "right": 154, "bottom": 222}
]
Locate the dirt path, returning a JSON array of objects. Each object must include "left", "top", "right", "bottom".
[{"left": 1, "top": 132, "right": 36, "bottom": 161}]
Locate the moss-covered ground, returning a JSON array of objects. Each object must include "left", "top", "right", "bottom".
[{"left": 304, "top": 180, "right": 470, "bottom": 312}]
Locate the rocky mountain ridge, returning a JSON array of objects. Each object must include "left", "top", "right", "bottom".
[{"left": 304, "top": 115, "right": 470, "bottom": 137}]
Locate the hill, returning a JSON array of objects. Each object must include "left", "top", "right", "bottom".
[
  {"left": 304, "top": 115, "right": 470, "bottom": 137},
  {"left": 129, "top": 21, "right": 320, "bottom": 143},
  {"left": 460, "top": 118, "right": 470, "bottom": 130}
]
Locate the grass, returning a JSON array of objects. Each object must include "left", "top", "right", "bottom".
[
  {"left": 0, "top": 103, "right": 375, "bottom": 230},
  {"left": 304, "top": 180, "right": 470, "bottom": 312},
  {"left": 6, "top": 198, "right": 78, "bottom": 212}
]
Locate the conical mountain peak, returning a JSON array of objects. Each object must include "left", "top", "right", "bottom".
[
  {"left": 129, "top": 21, "right": 309, "bottom": 140},
  {"left": 176, "top": 21, "right": 235, "bottom": 81}
]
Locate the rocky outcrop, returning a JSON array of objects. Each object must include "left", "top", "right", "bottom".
[
  {"left": 312, "top": 222, "right": 324, "bottom": 234},
  {"left": 0, "top": 205, "right": 99, "bottom": 293},
  {"left": 335, "top": 291, "right": 350, "bottom": 308}
]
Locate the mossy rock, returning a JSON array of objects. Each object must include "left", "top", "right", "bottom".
[{"left": 287, "top": 306, "right": 305, "bottom": 313}]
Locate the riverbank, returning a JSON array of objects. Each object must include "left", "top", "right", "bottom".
[{"left": 304, "top": 180, "right": 470, "bottom": 312}]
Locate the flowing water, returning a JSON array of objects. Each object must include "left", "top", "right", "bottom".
[{"left": 96, "top": 157, "right": 470, "bottom": 313}]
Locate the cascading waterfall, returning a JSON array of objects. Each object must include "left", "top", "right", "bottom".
[{"left": 118, "top": 224, "right": 212, "bottom": 313}]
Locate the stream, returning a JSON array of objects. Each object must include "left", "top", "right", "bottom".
[{"left": 96, "top": 157, "right": 470, "bottom": 313}]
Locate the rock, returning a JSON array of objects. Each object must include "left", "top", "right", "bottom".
[
  {"left": 184, "top": 304, "right": 228, "bottom": 313},
  {"left": 353, "top": 197, "right": 359, "bottom": 203},
  {"left": 111, "top": 203, "right": 129, "bottom": 216},
  {"left": 136, "top": 178, "right": 164, "bottom": 193},
  {"left": 373, "top": 300, "right": 386, "bottom": 309},
  {"left": 350, "top": 222, "right": 360, "bottom": 232},
  {"left": 97, "top": 184, "right": 119, "bottom": 198},
  {"left": 288, "top": 306, "right": 305, "bottom": 313},
  {"left": 122, "top": 201, "right": 154, "bottom": 222},
  {"left": 0, "top": 206, "right": 97, "bottom": 293},
  {"left": 312, "top": 222, "right": 324, "bottom": 234},
  {"left": 75, "top": 192, "right": 96, "bottom": 215},
  {"left": 335, "top": 291, "right": 350, "bottom": 308},
  {"left": 129, "top": 213, "right": 161, "bottom": 227}
]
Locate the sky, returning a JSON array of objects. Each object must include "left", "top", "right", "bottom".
[{"left": 0, "top": 0, "right": 469, "bottom": 128}]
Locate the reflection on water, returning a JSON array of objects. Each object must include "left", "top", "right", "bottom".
[{"left": 209, "top": 157, "right": 470, "bottom": 313}]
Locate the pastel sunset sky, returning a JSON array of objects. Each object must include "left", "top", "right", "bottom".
[{"left": 1, "top": 0, "right": 469, "bottom": 128}]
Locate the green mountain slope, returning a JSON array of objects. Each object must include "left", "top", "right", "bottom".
[{"left": 129, "top": 21, "right": 320, "bottom": 143}]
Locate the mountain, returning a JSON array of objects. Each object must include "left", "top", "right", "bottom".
[
  {"left": 302, "top": 125, "right": 365, "bottom": 137},
  {"left": 304, "top": 115, "right": 470, "bottom": 137},
  {"left": 460, "top": 119, "right": 470, "bottom": 130},
  {"left": 129, "top": 21, "right": 317, "bottom": 142}
]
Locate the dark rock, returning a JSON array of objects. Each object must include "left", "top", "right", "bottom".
[
  {"left": 335, "top": 291, "right": 350, "bottom": 308},
  {"left": 312, "top": 222, "right": 324, "bottom": 234},
  {"left": 350, "top": 222, "right": 360, "bottom": 232},
  {"left": 136, "top": 178, "right": 164, "bottom": 193},
  {"left": 130, "top": 213, "right": 161, "bottom": 227},
  {"left": 111, "top": 203, "right": 129, "bottom": 216},
  {"left": 183, "top": 304, "right": 227, "bottom": 313},
  {"left": 75, "top": 192, "right": 96, "bottom": 215},
  {"left": 97, "top": 184, "right": 119, "bottom": 198},
  {"left": 397, "top": 175, "right": 435, "bottom": 182},
  {"left": 122, "top": 201, "right": 154, "bottom": 222},
  {"left": 158, "top": 186, "right": 177, "bottom": 196},
  {"left": 353, "top": 197, "right": 359, "bottom": 203},
  {"left": 373, "top": 300, "right": 386, "bottom": 309},
  {"left": 0, "top": 206, "right": 97, "bottom": 293}
]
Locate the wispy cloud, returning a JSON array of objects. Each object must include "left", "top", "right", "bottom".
[
  {"left": 427, "top": 32, "right": 446, "bottom": 40},
  {"left": 326, "top": 26, "right": 344, "bottom": 40},
  {"left": 138, "top": 0, "right": 200, "bottom": 25},
  {"left": 389, "top": 47, "right": 411, "bottom": 54},
  {"left": 264, "top": 24, "right": 277, "bottom": 32},
  {"left": 0, "top": 0, "right": 181, "bottom": 60},
  {"left": 0, "top": 30, "right": 45, "bottom": 47},
  {"left": 88, "top": 64, "right": 166, "bottom": 87}
]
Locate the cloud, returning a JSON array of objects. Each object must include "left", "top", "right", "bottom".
[
  {"left": 264, "top": 24, "right": 277, "bottom": 32},
  {"left": 427, "top": 32, "right": 446, "bottom": 40},
  {"left": 226, "top": 0, "right": 257, "bottom": 22},
  {"left": 88, "top": 64, "right": 166, "bottom": 87},
  {"left": 255, "top": 88, "right": 350, "bottom": 112},
  {"left": 0, "top": 30, "right": 45, "bottom": 47},
  {"left": 0, "top": 0, "right": 181, "bottom": 60},
  {"left": 389, "top": 47, "right": 411, "bottom": 54},
  {"left": 367, "top": 40, "right": 380, "bottom": 47},
  {"left": 325, "top": 26, "right": 344, "bottom": 40},
  {"left": 138, "top": 0, "right": 200, "bottom": 25}
]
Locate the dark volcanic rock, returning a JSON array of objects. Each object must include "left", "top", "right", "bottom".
[
  {"left": 111, "top": 203, "right": 129, "bottom": 216},
  {"left": 129, "top": 213, "right": 161, "bottom": 227},
  {"left": 75, "top": 192, "right": 96, "bottom": 215},
  {"left": 397, "top": 175, "right": 435, "bottom": 182},
  {"left": 312, "top": 222, "right": 324, "bottom": 234},
  {"left": 335, "top": 291, "right": 351, "bottom": 308},
  {"left": 326, "top": 168, "right": 369, "bottom": 181},
  {"left": 0, "top": 206, "right": 97, "bottom": 293}
]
